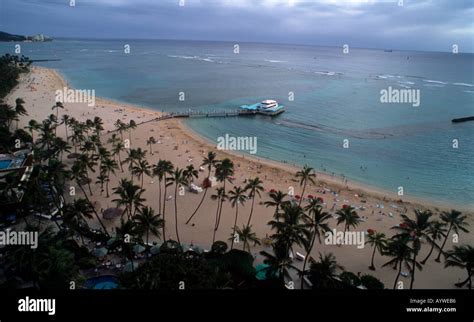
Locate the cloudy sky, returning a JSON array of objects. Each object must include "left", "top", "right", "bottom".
[{"left": 0, "top": 0, "right": 473, "bottom": 52}]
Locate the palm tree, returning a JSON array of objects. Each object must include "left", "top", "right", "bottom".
[
  {"left": 132, "top": 159, "right": 151, "bottom": 189},
  {"left": 183, "top": 164, "right": 198, "bottom": 185},
  {"left": 15, "top": 98, "right": 27, "bottom": 129},
  {"left": 211, "top": 187, "right": 226, "bottom": 244},
  {"left": 393, "top": 209, "right": 433, "bottom": 289},
  {"left": 153, "top": 160, "right": 174, "bottom": 240},
  {"left": 335, "top": 206, "right": 360, "bottom": 233},
  {"left": 51, "top": 101, "right": 64, "bottom": 134},
  {"left": 37, "top": 119, "right": 56, "bottom": 151},
  {"left": 264, "top": 190, "right": 288, "bottom": 221},
  {"left": 101, "top": 156, "right": 118, "bottom": 197},
  {"left": 186, "top": 151, "right": 217, "bottom": 224},
  {"left": 421, "top": 221, "right": 447, "bottom": 264},
  {"left": 301, "top": 198, "right": 331, "bottom": 288},
  {"left": 115, "top": 218, "right": 140, "bottom": 271},
  {"left": 260, "top": 241, "right": 299, "bottom": 283},
  {"left": 435, "top": 210, "right": 469, "bottom": 262},
  {"left": 52, "top": 136, "right": 71, "bottom": 161},
  {"left": 214, "top": 158, "right": 234, "bottom": 232},
  {"left": 123, "top": 148, "right": 146, "bottom": 182},
  {"left": 26, "top": 119, "right": 40, "bottom": 143},
  {"left": 146, "top": 136, "right": 156, "bottom": 155},
  {"left": 60, "top": 114, "right": 71, "bottom": 143},
  {"left": 306, "top": 253, "right": 344, "bottom": 289},
  {"left": 166, "top": 168, "right": 187, "bottom": 244},
  {"left": 70, "top": 119, "right": 85, "bottom": 154},
  {"left": 295, "top": 165, "right": 316, "bottom": 207},
  {"left": 268, "top": 202, "right": 310, "bottom": 256},
  {"left": 114, "top": 119, "right": 127, "bottom": 141},
  {"left": 112, "top": 179, "right": 145, "bottom": 219},
  {"left": 245, "top": 176, "right": 263, "bottom": 226},
  {"left": 92, "top": 116, "right": 104, "bottom": 136},
  {"left": 77, "top": 153, "right": 97, "bottom": 196},
  {"left": 128, "top": 119, "right": 137, "bottom": 142},
  {"left": 228, "top": 186, "right": 247, "bottom": 249},
  {"left": 366, "top": 231, "right": 388, "bottom": 270},
  {"left": 444, "top": 245, "right": 474, "bottom": 289},
  {"left": 135, "top": 206, "right": 164, "bottom": 246},
  {"left": 110, "top": 135, "right": 125, "bottom": 172},
  {"left": 69, "top": 161, "right": 109, "bottom": 236},
  {"left": 233, "top": 224, "right": 260, "bottom": 252},
  {"left": 382, "top": 236, "right": 417, "bottom": 289},
  {"left": 62, "top": 199, "right": 93, "bottom": 245}
]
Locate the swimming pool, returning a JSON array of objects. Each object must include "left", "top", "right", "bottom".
[
  {"left": 85, "top": 275, "right": 119, "bottom": 289},
  {"left": 0, "top": 160, "right": 12, "bottom": 169}
]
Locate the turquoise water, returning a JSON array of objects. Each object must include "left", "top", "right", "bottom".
[
  {"left": 85, "top": 275, "right": 118, "bottom": 290},
  {"left": 0, "top": 160, "right": 12, "bottom": 169},
  {"left": 1, "top": 39, "right": 473, "bottom": 206}
]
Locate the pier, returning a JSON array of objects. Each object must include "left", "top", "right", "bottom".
[
  {"left": 129, "top": 109, "right": 260, "bottom": 129},
  {"left": 171, "top": 109, "right": 258, "bottom": 118},
  {"left": 452, "top": 116, "right": 474, "bottom": 123}
]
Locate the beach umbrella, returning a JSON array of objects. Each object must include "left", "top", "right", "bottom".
[
  {"left": 367, "top": 229, "right": 376, "bottom": 235},
  {"left": 107, "top": 237, "right": 118, "bottom": 246},
  {"left": 133, "top": 244, "right": 146, "bottom": 254},
  {"left": 269, "top": 189, "right": 276, "bottom": 193},
  {"left": 255, "top": 264, "right": 270, "bottom": 281},
  {"left": 307, "top": 194, "right": 314, "bottom": 199},
  {"left": 93, "top": 247, "right": 108, "bottom": 258},
  {"left": 317, "top": 197, "right": 324, "bottom": 203},
  {"left": 150, "top": 245, "right": 161, "bottom": 255},
  {"left": 342, "top": 204, "right": 349, "bottom": 209},
  {"left": 123, "top": 261, "right": 135, "bottom": 273},
  {"left": 103, "top": 207, "right": 124, "bottom": 220},
  {"left": 294, "top": 195, "right": 301, "bottom": 200}
]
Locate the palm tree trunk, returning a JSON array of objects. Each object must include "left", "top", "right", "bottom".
[
  {"left": 118, "top": 152, "right": 123, "bottom": 172},
  {"left": 369, "top": 246, "right": 376, "bottom": 270},
  {"left": 299, "top": 182, "right": 307, "bottom": 207},
  {"left": 215, "top": 182, "right": 226, "bottom": 231},
  {"left": 162, "top": 183, "right": 168, "bottom": 241},
  {"left": 231, "top": 205, "right": 239, "bottom": 249},
  {"left": 468, "top": 269, "right": 472, "bottom": 290},
  {"left": 186, "top": 187, "right": 208, "bottom": 224},
  {"left": 436, "top": 225, "right": 452, "bottom": 262},
  {"left": 421, "top": 242, "right": 436, "bottom": 264},
  {"left": 106, "top": 170, "right": 110, "bottom": 198},
  {"left": 212, "top": 196, "right": 220, "bottom": 244},
  {"left": 393, "top": 261, "right": 402, "bottom": 289},
  {"left": 410, "top": 252, "right": 417, "bottom": 290},
  {"left": 174, "top": 184, "right": 180, "bottom": 244},
  {"left": 77, "top": 183, "right": 109, "bottom": 236},
  {"left": 300, "top": 233, "right": 316, "bottom": 289},
  {"left": 215, "top": 196, "right": 224, "bottom": 231},
  {"left": 246, "top": 195, "right": 256, "bottom": 226}
]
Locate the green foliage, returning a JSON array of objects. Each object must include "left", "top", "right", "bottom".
[
  {"left": 119, "top": 252, "right": 232, "bottom": 289},
  {"left": 360, "top": 274, "right": 385, "bottom": 290},
  {"left": 0, "top": 54, "right": 31, "bottom": 99}
]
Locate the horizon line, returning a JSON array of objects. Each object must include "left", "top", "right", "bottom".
[{"left": 3, "top": 29, "right": 472, "bottom": 55}]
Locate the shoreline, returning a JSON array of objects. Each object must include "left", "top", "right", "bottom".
[
  {"left": 7, "top": 65, "right": 474, "bottom": 289},
  {"left": 178, "top": 122, "right": 471, "bottom": 212},
  {"left": 30, "top": 66, "right": 471, "bottom": 213}
]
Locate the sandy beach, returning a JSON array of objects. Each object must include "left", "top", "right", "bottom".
[{"left": 6, "top": 66, "right": 473, "bottom": 289}]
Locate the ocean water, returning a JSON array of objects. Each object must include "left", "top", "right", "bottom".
[{"left": 1, "top": 39, "right": 473, "bottom": 207}]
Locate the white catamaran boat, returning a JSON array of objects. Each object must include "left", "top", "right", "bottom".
[{"left": 240, "top": 99, "right": 285, "bottom": 116}]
